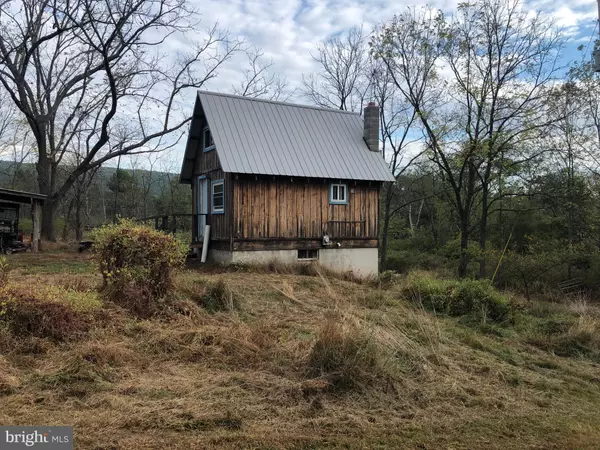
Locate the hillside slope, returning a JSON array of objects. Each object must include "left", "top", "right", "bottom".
[
  {"left": 0, "top": 160, "right": 175, "bottom": 199},
  {"left": 1, "top": 253, "right": 599, "bottom": 449}
]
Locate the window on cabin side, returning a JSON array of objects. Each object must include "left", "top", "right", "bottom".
[
  {"left": 330, "top": 183, "right": 347, "bottom": 204},
  {"left": 298, "top": 249, "right": 319, "bottom": 260},
  {"left": 212, "top": 180, "right": 224, "bottom": 213},
  {"left": 203, "top": 126, "right": 215, "bottom": 152}
]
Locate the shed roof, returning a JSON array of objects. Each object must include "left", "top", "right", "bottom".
[
  {"left": 180, "top": 91, "right": 395, "bottom": 183},
  {"left": 0, "top": 188, "right": 46, "bottom": 204}
]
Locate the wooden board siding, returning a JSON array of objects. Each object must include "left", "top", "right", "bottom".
[
  {"left": 233, "top": 239, "right": 378, "bottom": 251},
  {"left": 232, "top": 175, "right": 381, "bottom": 244},
  {"left": 205, "top": 168, "right": 229, "bottom": 241},
  {"left": 191, "top": 138, "right": 232, "bottom": 243},
  {"left": 194, "top": 147, "right": 220, "bottom": 174}
]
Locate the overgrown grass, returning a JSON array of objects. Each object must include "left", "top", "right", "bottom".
[
  {"left": 199, "top": 279, "right": 241, "bottom": 313},
  {"left": 201, "top": 259, "right": 374, "bottom": 284},
  {"left": 306, "top": 315, "right": 384, "bottom": 391},
  {"left": 0, "top": 283, "right": 103, "bottom": 341},
  {"left": 404, "top": 271, "right": 511, "bottom": 324},
  {"left": 2, "top": 253, "right": 600, "bottom": 449},
  {"left": 521, "top": 310, "right": 600, "bottom": 361},
  {"left": 12, "top": 257, "right": 94, "bottom": 275}
]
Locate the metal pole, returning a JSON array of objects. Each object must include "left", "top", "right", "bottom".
[{"left": 201, "top": 225, "right": 210, "bottom": 263}]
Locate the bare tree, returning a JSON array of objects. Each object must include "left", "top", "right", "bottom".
[
  {"left": 374, "top": 0, "right": 564, "bottom": 277},
  {"left": 302, "top": 26, "right": 369, "bottom": 112},
  {"left": 548, "top": 83, "right": 581, "bottom": 277},
  {"left": 233, "top": 48, "right": 294, "bottom": 101},
  {"left": 130, "top": 153, "right": 160, "bottom": 218},
  {"left": 0, "top": 0, "right": 243, "bottom": 239},
  {"left": 371, "top": 59, "right": 423, "bottom": 270},
  {"left": 0, "top": 94, "right": 34, "bottom": 189},
  {"left": 58, "top": 130, "right": 102, "bottom": 240},
  {"left": 569, "top": 49, "right": 600, "bottom": 170},
  {"left": 446, "top": 0, "right": 563, "bottom": 278},
  {"left": 0, "top": 92, "right": 12, "bottom": 146}
]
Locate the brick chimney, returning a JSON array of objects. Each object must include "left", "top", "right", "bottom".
[{"left": 363, "top": 102, "right": 379, "bottom": 152}]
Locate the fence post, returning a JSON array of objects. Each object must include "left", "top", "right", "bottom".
[{"left": 31, "top": 199, "right": 42, "bottom": 253}]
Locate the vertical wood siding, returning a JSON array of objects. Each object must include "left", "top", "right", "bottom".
[
  {"left": 233, "top": 175, "right": 380, "bottom": 240},
  {"left": 191, "top": 140, "right": 232, "bottom": 242}
]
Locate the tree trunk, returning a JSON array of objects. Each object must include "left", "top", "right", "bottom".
[
  {"left": 567, "top": 151, "right": 573, "bottom": 279},
  {"left": 458, "top": 214, "right": 470, "bottom": 278},
  {"left": 380, "top": 182, "right": 394, "bottom": 271},
  {"left": 41, "top": 198, "right": 56, "bottom": 241},
  {"left": 75, "top": 195, "right": 83, "bottom": 241},
  {"left": 458, "top": 161, "right": 476, "bottom": 278},
  {"left": 429, "top": 204, "right": 439, "bottom": 247},
  {"left": 36, "top": 145, "right": 57, "bottom": 241},
  {"left": 62, "top": 199, "right": 74, "bottom": 242},
  {"left": 478, "top": 186, "right": 488, "bottom": 279}
]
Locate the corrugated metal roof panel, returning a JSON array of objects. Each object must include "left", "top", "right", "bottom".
[{"left": 195, "top": 91, "right": 395, "bottom": 182}]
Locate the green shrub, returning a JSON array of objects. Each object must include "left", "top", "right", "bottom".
[
  {"left": 384, "top": 251, "right": 450, "bottom": 274},
  {"left": 405, "top": 271, "right": 451, "bottom": 312},
  {"left": 452, "top": 280, "right": 510, "bottom": 322},
  {"left": 92, "top": 220, "right": 187, "bottom": 313},
  {"left": 405, "top": 271, "right": 511, "bottom": 323},
  {"left": 384, "top": 254, "right": 412, "bottom": 274}
]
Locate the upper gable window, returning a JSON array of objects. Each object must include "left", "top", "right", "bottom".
[
  {"left": 203, "top": 126, "right": 215, "bottom": 152},
  {"left": 330, "top": 183, "right": 348, "bottom": 204}
]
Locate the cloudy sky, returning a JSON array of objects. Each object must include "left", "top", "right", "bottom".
[
  {"left": 193, "top": 0, "right": 599, "bottom": 97},
  {"left": 126, "top": 0, "right": 600, "bottom": 169}
]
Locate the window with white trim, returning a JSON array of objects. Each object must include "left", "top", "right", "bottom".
[
  {"left": 298, "top": 249, "right": 319, "bottom": 260},
  {"left": 211, "top": 180, "right": 224, "bottom": 213},
  {"left": 330, "top": 183, "right": 347, "bottom": 204},
  {"left": 203, "top": 126, "right": 215, "bottom": 152}
]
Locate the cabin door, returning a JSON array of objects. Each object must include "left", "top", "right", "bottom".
[{"left": 197, "top": 177, "right": 208, "bottom": 240}]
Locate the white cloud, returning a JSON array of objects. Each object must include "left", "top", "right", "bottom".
[
  {"left": 552, "top": 6, "right": 596, "bottom": 28},
  {"left": 187, "top": 0, "right": 597, "bottom": 98},
  {"left": 156, "top": 0, "right": 599, "bottom": 165}
]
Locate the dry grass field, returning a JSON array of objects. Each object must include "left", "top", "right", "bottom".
[{"left": 1, "top": 252, "right": 600, "bottom": 449}]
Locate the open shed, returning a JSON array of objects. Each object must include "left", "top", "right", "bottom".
[{"left": 0, "top": 188, "right": 46, "bottom": 253}]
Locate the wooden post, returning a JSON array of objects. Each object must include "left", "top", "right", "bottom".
[{"left": 31, "top": 199, "right": 42, "bottom": 253}]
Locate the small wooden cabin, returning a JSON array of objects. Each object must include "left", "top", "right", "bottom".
[{"left": 179, "top": 91, "right": 394, "bottom": 276}]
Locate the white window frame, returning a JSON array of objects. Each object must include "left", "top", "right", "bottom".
[
  {"left": 211, "top": 179, "right": 224, "bottom": 214},
  {"left": 330, "top": 183, "right": 348, "bottom": 204}
]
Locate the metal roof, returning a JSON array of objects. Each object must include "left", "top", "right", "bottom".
[
  {"left": 0, "top": 188, "right": 46, "bottom": 204},
  {"left": 180, "top": 91, "right": 395, "bottom": 183}
]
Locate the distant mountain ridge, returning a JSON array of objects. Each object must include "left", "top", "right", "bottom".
[{"left": 0, "top": 160, "right": 180, "bottom": 198}]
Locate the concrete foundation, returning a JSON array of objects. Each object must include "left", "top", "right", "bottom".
[
  {"left": 210, "top": 249, "right": 234, "bottom": 264},
  {"left": 318, "top": 247, "right": 378, "bottom": 277},
  {"left": 208, "top": 247, "right": 378, "bottom": 277}
]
